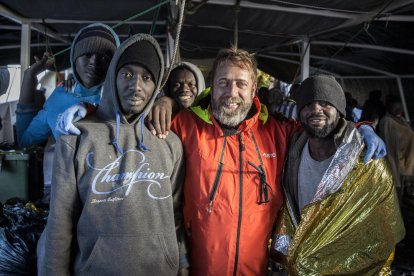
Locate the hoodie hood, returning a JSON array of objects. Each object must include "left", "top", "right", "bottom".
[
  {"left": 166, "top": 61, "right": 205, "bottom": 97},
  {"left": 97, "top": 34, "right": 164, "bottom": 124},
  {"left": 96, "top": 34, "right": 164, "bottom": 154},
  {"left": 69, "top": 23, "right": 120, "bottom": 93}
]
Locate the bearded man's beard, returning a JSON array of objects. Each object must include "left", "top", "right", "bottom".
[
  {"left": 212, "top": 96, "right": 253, "bottom": 127},
  {"left": 302, "top": 113, "right": 340, "bottom": 138}
]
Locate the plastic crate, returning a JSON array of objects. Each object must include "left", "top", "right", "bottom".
[{"left": 0, "top": 152, "right": 30, "bottom": 203}]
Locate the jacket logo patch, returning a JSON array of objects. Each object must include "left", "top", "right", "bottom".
[
  {"left": 86, "top": 150, "right": 171, "bottom": 200},
  {"left": 262, "top": 152, "right": 277, "bottom": 158}
]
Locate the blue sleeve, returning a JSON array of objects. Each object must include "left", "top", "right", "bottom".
[
  {"left": 15, "top": 88, "right": 60, "bottom": 148},
  {"left": 15, "top": 103, "right": 36, "bottom": 146},
  {"left": 16, "top": 106, "right": 52, "bottom": 147}
]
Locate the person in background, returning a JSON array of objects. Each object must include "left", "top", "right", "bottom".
[
  {"left": 165, "top": 61, "right": 205, "bottom": 109},
  {"left": 267, "top": 87, "right": 284, "bottom": 116},
  {"left": 345, "top": 91, "right": 359, "bottom": 122},
  {"left": 15, "top": 23, "right": 119, "bottom": 201},
  {"left": 16, "top": 23, "right": 119, "bottom": 146},
  {"left": 362, "top": 89, "right": 386, "bottom": 120},
  {"left": 40, "top": 33, "right": 188, "bottom": 275},
  {"left": 257, "top": 86, "right": 270, "bottom": 106},
  {"left": 275, "top": 83, "right": 299, "bottom": 120},
  {"left": 271, "top": 75, "right": 405, "bottom": 275},
  {"left": 359, "top": 99, "right": 381, "bottom": 129},
  {"left": 379, "top": 95, "right": 414, "bottom": 199}
]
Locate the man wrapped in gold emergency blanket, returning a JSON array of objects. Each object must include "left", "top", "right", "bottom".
[{"left": 271, "top": 123, "right": 405, "bottom": 275}]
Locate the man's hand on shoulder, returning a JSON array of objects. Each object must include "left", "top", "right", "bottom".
[
  {"left": 358, "top": 124, "right": 387, "bottom": 163},
  {"left": 146, "top": 96, "right": 177, "bottom": 139},
  {"left": 56, "top": 103, "right": 90, "bottom": 135},
  {"left": 272, "top": 111, "right": 291, "bottom": 123}
]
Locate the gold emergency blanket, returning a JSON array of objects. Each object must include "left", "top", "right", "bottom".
[{"left": 272, "top": 132, "right": 405, "bottom": 275}]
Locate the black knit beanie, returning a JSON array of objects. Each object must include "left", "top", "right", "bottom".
[
  {"left": 73, "top": 26, "right": 117, "bottom": 61},
  {"left": 296, "top": 75, "right": 346, "bottom": 116},
  {"left": 116, "top": 40, "right": 161, "bottom": 86}
]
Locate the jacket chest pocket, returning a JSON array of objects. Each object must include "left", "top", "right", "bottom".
[{"left": 185, "top": 147, "right": 239, "bottom": 212}]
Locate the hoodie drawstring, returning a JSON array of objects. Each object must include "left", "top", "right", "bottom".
[
  {"left": 111, "top": 112, "right": 150, "bottom": 154},
  {"left": 112, "top": 111, "right": 124, "bottom": 155},
  {"left": 137, "top": 115, "right": 149, "bottom": 151}
]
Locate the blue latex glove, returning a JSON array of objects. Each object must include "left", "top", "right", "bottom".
[
  {"left": 358, "top": 125, "right": 387, "bottom": 163},
  {"left": 56, "top": 103, "right": 87, "bottom": 135}
]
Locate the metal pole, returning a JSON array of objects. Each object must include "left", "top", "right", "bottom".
[
  {"left": 166, "top": 31, "right": 175, "bottom": 67},
  {"left": 234, "top": 0, "right": 241, "bottom": 48},
  {"left": 20, "top": 23, "right": 31, "bottom": 83},
  {"left": 301, "top": 37, "right": 310, "bottom": 81},
  {"left": 396, "top": 77, "right": 410, "bottom": 122},
  {"left": 339, "top": 78, "right": 346, "bottom": 90}
]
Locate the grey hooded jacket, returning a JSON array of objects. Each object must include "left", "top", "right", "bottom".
[{"left": 41, "top": 34, "right": 187, "bottom": 276}]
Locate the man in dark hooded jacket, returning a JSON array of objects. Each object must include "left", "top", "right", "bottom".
[
  {"left": 40, "top": 34, "right": 187, "bottom": 275},
  {"left": 271, "top": 75, "right": 404, "bottom": 275}
]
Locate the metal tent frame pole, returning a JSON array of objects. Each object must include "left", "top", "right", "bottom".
[
  {"left": 300, "top": 37, "right": 310, "bottom": 81},
  {"left": 166, "top": 31, "right": 175, "bottom": 68},
  {"left": 396, "top": 77, "right": 410, "bottom": 122},
  {"left": 20, "top": 23, "right": 31, "bottom": 82}
]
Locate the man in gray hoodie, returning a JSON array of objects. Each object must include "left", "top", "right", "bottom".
[{"left": 40, "top": 34, "right": 188, "bottom": 275}]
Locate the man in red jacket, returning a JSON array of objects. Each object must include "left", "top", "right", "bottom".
[{"left": 170, "top": 48, "right": 298, "bottom": 275}]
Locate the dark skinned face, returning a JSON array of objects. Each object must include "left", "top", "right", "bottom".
[
  {"left": 116, "top": 64, "right": 155, "bottom": 122},
  {"left": 75, "top": 53, "right": 111, "bottom": 88}
]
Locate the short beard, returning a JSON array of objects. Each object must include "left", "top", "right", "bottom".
[
  {"left": 212, "top": 97, "right": 252, "bottom": 127},
  {"left": 302, "top": 114, "right": 340, "bottom": 138}
]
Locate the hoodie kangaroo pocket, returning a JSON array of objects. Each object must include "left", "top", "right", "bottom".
[{"left": 79, "top": 234, "right": 178, "bottom": 275}]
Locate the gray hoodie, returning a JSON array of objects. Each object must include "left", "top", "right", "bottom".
[{"left": 41, "top": 34, "right": 187, "bottom": 275}]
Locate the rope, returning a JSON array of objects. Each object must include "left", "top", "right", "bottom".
[
  {"left": 41, "top": 20, "right": 62, "bottom": 82},
  {"left": 316, "top": 0, "right": 396, "bottom": 74},
  {"left": 159, "top": 0, "right": 186, "bottom": 90},
  {"left": 32, "top": 0, "right": 184, "bottom": 90},
  {"left": 150, "top": 0, "right": 163, "bottom": 35},
  {"left": 52, "top": 0, "right": 170, "bottom": 57},
  {"left": 112, "top": 0, "right": 169, "bottom": 29}
]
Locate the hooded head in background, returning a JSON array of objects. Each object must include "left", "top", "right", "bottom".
[
  {"left": 70, "top": 23, "right": 120, "bottom": 90},
  {"left": 165, "top": 61, "right": 206, "bottom": 108}
]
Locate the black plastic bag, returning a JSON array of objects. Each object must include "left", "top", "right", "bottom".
[
  {"left": 0, "top": 198, "right": 47, "bottom": 275},
  {"left": 0, "top": 228, "right": 31, "bottom": 274}
]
